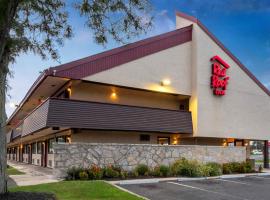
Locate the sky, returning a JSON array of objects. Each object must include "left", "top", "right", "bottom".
[{"left": 6, "top": 0, "right": 270, "bottom": 117}]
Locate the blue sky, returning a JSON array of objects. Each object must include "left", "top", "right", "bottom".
[{"left": 6, "top": 0, "right": 270, "bottom": 116}]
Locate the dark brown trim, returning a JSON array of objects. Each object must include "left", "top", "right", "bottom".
[
  {"left": 48, "top": 25, "right": 192, "bottom": 79},
  {"left": 175, "top": 11, "right": 197, "bottom": 23},
  {"left": 176, "top": 10, "right": 270, "bottom": 96},
  {"left": 264, "top": 140, "right": 269, "bottom": 168},
  {"left": 73, "top": 128, "right": 188, "bottom": 134}
]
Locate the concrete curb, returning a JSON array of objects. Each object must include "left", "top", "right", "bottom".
[
  {"left": 106, "top": 181, "right": 150, "bottom": 200},
  {"left": 109, "top": 172, "right": 270, "bottom": 185}
]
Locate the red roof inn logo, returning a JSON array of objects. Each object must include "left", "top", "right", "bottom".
[{"left": 210, "top": 55, "right": 230, "bottom": 96}]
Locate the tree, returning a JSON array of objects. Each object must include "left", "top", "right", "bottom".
[{"left": 0, "top": 0, "right": 152, "bottom": 193}]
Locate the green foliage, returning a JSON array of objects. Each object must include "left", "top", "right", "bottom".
[
  {"left": 2, "top": 0, "right": 152, "bottom": 66},
  {"left": 87, "top": 165, "right": 103, "bottom": 180},
  {"left": 10, "top": 181, "right": 143, "bottom": 200},
  {"left": 77, "top": 0, "right": 153, "bottom": 45},
  {"left": 170, "top": 158, "right": 203, "bottom": 177},
  {"left": 135, "top": 164, "right": 149, "bottom": 176},
  {"left": 259, "top": 165, "right": 263, "bottom": 173},
  {"left": 222, "top": 162, "right": 254, "bottom": 174},
  {"left": 103, "top": 165, "right": 120, "bottom": 178},
  {"left": 206, "top": 162, "right": 222, "bottom": 176},
  {"left": 222, "top": 163, "right": 233, "bottom": 174},
  {"left": 198, "top": 165, "right": 211, "bottom": 177},
  {"left": 66, "top": 167, "right": 84, "bottom": 180},
  {"left": 152, "top": 165, "right": 170, "bottom": 177},
  {"left": 79, "top": 171, "right": 89, "bottom": 180}
]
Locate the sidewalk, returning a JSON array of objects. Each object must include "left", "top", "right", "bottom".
[{"left": 8, "top": 161, "right": 59, "bottom": 187}]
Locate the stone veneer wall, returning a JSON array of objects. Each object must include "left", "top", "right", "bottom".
[{"left": 53, "top": 143, "right": 246, "bottom": 178}]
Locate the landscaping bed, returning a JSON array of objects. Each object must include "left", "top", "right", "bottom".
[{"left": 66, "top": 158, "right": 256, "bottom": 181}]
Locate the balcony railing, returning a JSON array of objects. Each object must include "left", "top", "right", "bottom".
[{"left": 9, "top": 98, "right": 193, "bottom": 141}]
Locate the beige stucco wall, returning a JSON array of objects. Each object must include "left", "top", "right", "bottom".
[
  {"left": 23, "top": 154, "right": 29, "bottom": 163},
  {"left": 71, "top": 130, "right": 179, "bottom": 145},
  {"left": 176, "top": 15, "right": 270, "bottom": 140},
  {"left": 47, "top": 154, "right": 54, "bottom": 168},
  {"left": 32, "top": 154, "right": 41, "bottom": 166},
  {"left": 71, "top": 82, "right": 184, "bottom": 110},
  {"left": 82, "top": 42, "right": 192, "bottom": 95}
]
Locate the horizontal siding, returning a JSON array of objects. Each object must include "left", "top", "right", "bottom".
[
  {"left": 6, "top": 130, "right": 12, "bottom": 143},
  {"left": 12, "top": 124, "right": 22, "bottom": 140},
  {"left": 22, "top": 100, "right": 50, "bottom": 136},
  {"left": 47, "top": 99, "right": 193, "bottom": 134}
]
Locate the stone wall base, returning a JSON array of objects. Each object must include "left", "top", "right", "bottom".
[{"left": 53, "top": 143, "right": 246, "bottom": 178}]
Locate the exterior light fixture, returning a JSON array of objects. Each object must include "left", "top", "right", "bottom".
[
  {"left": 67, "top": 87, "right": 72, "bottom": 94},
  {"left": 110, "top": 91, "right": 118, "bottom": 100},
  {"left": 67, "top": 136, "right": 71, "bottom": 144},
  {"left": 161, "top": 79, "right": 171, "bottom": 86}
]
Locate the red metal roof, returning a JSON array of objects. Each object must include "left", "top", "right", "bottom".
[
  {"left": 176, "top": 11, "right": 270, "bottom": 96},
  {"left": 47, "top": 25, "right": 193, "bottom": 79}
]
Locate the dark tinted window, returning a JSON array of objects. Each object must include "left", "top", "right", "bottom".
[{"left": 140, "top": 134, "right": 150, "bottom": 141}]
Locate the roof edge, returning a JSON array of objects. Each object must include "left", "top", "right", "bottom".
[
  {"left": 6, "top": 71, "right": 48, "bottom": 125},
  {"left": 176, "top": 10, "right": 270, "bottom": 96}
]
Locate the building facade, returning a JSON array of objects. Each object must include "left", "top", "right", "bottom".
[{"left": 6, "top": 12, "right": 270, "bottom": 168}]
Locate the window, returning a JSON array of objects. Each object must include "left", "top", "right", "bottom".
[
  {"left": 157, "top": 137, "right": 170, "bottom": 145},
  {"left": 48, "top": 138, "right": 55, "bottom": 154},
  {"left": 57, "top": 136, "right": 66, "bottom": 143},
  {"left": 32, "top": 143, "right": 37, "bottom": 154},
  {"left": 140, "top": 134, "right": 150, "bottom": 142},
  {"left": 37, "top": 142, "right": 42, "bottom": 154}
]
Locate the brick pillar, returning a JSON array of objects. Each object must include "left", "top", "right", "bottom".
[{"left": 264, "top": 140, "right": 269, "bottom": 169}]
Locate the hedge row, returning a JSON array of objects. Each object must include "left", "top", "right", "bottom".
[{"left": 66, "top": 158, "right": 254, "bottom": 180}]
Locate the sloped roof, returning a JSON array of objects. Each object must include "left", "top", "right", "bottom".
[
  {"left": 176, "top": 11, "right": 270, "bottom": 96},
  {"left": 47, "top": 25, "right": 193, "bottom": 79}
]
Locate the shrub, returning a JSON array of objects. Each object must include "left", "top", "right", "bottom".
[
  {"left": 66, "top": 167, "right": 84, "bottom": 180},
  {"left": 120, "top": 171, "right": 129, "bottom": 179},
  {"left": 239, "top": 162, "right": 253, "bottom": 173},
  {"left": 198, "top": 165, "right": 211, "bottom": 177},
  {"left": 222, "top": 163, "right": 233, "bottom": 174},
  {"left": 259, "top": 165, "right": 263, "bottom": 173},
  {"left": 171, "top": 158, "right": 202, "bottom": 177},
  {"left": 87, "top": 165, "right": 103, "bottom": 180},
  {"left": 151, "top": 165, "right": 170, "bottom": 177},
  {"left": 206, "top": 162, "right": 222, "bottom": 176},
  {"left": 223, "top": 162, "right": 254, "bottom": 174},
  {"left": 103, "top": 165, "right": 120, "bottom": 178},
  {"left": 135, "top": 164, "right": 149, "bottom": 176},
  {"left": 79, "top": 171, "right": 89, "bottom": 180},
  {"left": 159, "top": 165, "right": 170, "bottom": 177}
]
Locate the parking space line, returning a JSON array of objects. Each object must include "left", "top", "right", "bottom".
[
  {"left": 252, "top": 176, "right": 270, "bottom": 180},
  {"left": 168, "top": 182, "right": 250, "bottom": 200},
  {"left": 218, "top": 179, "right": 252, "bottom": 185}
]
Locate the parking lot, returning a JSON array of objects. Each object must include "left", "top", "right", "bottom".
[{"left": 120, "top": 176, "right": 270, "bottom": 200}]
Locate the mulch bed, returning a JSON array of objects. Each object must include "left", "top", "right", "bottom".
[{"left": 0, "top": 192, "right": 56, "bottom": 200}]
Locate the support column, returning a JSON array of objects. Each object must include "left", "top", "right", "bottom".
[{"left": 264, "top": 140, "right": 269, "bottom": 169}]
